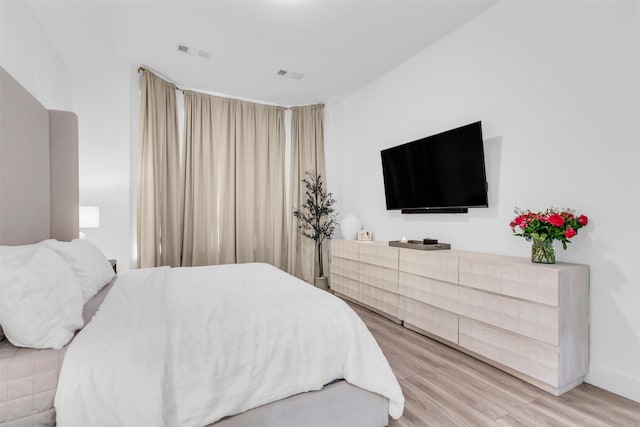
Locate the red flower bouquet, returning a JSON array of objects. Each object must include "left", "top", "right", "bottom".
[{"left": 510, "top": 207, "right": 588, "bottom": 264}]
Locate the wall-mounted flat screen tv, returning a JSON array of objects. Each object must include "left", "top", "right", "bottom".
[{"left": 380, "top": 121, "right": 488, "bottom": 214}]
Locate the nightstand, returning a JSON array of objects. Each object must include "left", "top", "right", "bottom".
[{"left": 109, "top": 259, "right": 117, "bottom": 274}]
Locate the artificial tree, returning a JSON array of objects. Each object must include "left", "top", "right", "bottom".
[{"left": 292, "top": 171, "right": 338, "bottom": 282}]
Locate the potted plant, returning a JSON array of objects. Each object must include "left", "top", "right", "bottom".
[
  {"left": 293, "top": 171, "right": 338, "bottom": 290},
  {"left": 510, "top": 207, "right": 589, "bottom": 264}
]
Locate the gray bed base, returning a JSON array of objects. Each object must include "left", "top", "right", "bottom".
[{"left": 213, "top": 380, "right": 389, "bottom": 427}]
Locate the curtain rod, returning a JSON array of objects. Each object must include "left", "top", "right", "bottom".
[
  {"left": 138, "top": 66, "right": 183, "bottom": 91},
  {"left": 137, "top": 66, "right": 324, "bottom": 111}
]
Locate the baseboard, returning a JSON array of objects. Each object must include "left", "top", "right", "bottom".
[{"left": 585, "top": 364, "right": 640, "bottom": 403}]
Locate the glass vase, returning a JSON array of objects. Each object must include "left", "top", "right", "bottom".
[{"left": 531, "top": 239, "right": 555, "bottom": 264}]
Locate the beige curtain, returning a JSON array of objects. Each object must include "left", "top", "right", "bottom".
[
  {"left": 182, "top": 91, "right": 287, "bottom": 269},
  {"left": 288, "top": 104, "right": 326, "bottom": 283},
  {"left": 137, "top": 70, "right": 182, "bottom": 268}
]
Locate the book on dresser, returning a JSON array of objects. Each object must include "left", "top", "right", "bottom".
[{"left": 330, "top": 239, "right": 589, "bottom": 396}]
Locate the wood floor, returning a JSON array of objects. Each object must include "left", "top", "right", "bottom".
[{"left": 348, "top": 302, "right": 640, "bottom": 427}]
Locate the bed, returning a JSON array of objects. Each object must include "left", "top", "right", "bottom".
[
  {"left": 0, "top": 66, "right": 404, "bottom": 426},
  {"left": 0, "top": 279, "right": 115, "bottom": 425}
]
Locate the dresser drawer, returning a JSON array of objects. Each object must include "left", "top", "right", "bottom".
[
  {"left": 399, "top": 249, "right": 458, "bottom": 283},
  {"left": 360, "top": 263, "right": 398, "bottom": 293},
  {"left": 331, "top": 240, "right": 360, "bottom": 261},
  {"left": 359, "top": 243, "right": 398, "bottom": 270},
  {"left": 331, "top": 274, "right": 360, "bottom": 300},
  {"left": 360, "top": 284, "right": 399, "bottom": 319},
  {"left": 458, "top": 256, "right": 559, "bottom": 306},
  {"left": 332, "top": 256, "right": 359, "bottom": 281},
  {"left": 459, "top": 317, "right": 559, "bottom": 386},
  {"left": 399, "top": 296, "right": 458, "bottom": 344},
  {"left": 399, "top": 272, "right": 458, "bottom": 314},
  {"left": 458, "top": 286, "right": 559, "bottom": 346}
]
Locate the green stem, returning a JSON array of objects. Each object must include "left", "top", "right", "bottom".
[{"left": 531, "top": 239, "right": 555, "bottom": 264}]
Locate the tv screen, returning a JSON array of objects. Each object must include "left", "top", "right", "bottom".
[{"left": 381, "top": 121, "right": 488, "bottom": 212}]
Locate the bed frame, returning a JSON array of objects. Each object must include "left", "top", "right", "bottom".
[
  {"left": 0, "top": 66, "right": 390, "bottom": 427},
  {"left": 0, "top": 67, "right": 78, "bottom": 244}
]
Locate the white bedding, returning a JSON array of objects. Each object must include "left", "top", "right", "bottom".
[
  {"left": 0, "top": 245, "right": 84, "bottom": 349},
  {"left": 54, "top": 263, "right": 404, "bottom": 426}
]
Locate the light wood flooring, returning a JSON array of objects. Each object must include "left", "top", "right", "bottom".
[{"left": 348, "top": 302, "right": 640, "bottom": 427}]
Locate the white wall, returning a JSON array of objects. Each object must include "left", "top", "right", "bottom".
[
  {"left": 73, "top": 60, "right": 138, "bottom": 270},
  {"left": 0, "top": 1, "right": 134, "bottom": 269},
  {"left": 323, "top": 100, "right": 344, "bottom": 224},
  {"left": 328, "top": 1, "right": 640, "bottom": 401},
  {"left": 0, "top": 1, "right": 72, "bottom": 110}
]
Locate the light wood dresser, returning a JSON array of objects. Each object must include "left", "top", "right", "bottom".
[{"left": 330, "top": 239, "right": 589, "bottom": 396}]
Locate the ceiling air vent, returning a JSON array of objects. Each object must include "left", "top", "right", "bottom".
[
  {"left": 177, "top": 44, "right": 211, "bottom": 59},
  {"left": 276, "top": 69, "right": 305, "bottom": 80}
]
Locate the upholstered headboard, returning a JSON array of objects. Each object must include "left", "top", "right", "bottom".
[{"left": 0, "top": 67, "right": 79, "bottom": 245}]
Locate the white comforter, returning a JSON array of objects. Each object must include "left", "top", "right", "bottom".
[{"left": 55, "top": 263, "right": 404, "bottom": 426}]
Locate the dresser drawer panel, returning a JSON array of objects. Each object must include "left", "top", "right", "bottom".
[
  {"left": 360, "top": 284, "right": 399, "bottom": 318},
  {"left": 399, "top": 272, "right": 458, "bottom": 314},
  {"left": 457, "top": 286, "right": 503, "bottom": 330},
  {"left": 359, "top": 243, "right": 398, "bottom": 270},
  {"left": 331, "top": 274, "right": 360, "bottom": 300},
  {"left": 332, "top": 257, "right": 359, "bottom": 281},
  {"left": 331, "top": 240, "right": 360, "bottom": 261},
  {"left": 458, "top": 287, "right": 559, "bottom": 346},
  {"left": 399, "top": 296, "right": 458, "bottom": 344},
  {"left": 360, "top": 263, "right": 398, "bottom": 293},
  {"left": 459, "top": 318, "right": 558, "bottom": 386},
  {"left": 399, "top": 249, "right": 458, "bottom": 283},
  {"left": 533, "top": 269, "right": 561, "bottom": 306},
  {"left": 459, "top": 257, "right": 559, "bottom": 306}
]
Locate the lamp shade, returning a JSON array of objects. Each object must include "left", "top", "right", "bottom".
[{"left": 79, "top": 206, "right": 100, "bottom": 229}]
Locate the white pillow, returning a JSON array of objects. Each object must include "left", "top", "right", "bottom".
[
  {"left": 0, "top": 241, "right": 42, "bottom": 263},
  {"left": 0, "top": 246, "right": 84, "bottom": 349},
  {"left": 0, "top": 243, "right": 43, "bottom": 343},
  {"left": 43, "top": 239, "right": 115, "bottom": 302}
]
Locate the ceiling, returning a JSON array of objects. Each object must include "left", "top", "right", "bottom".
[{"left": 27, "top": 0, "right": 498, "bottom": 106}]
